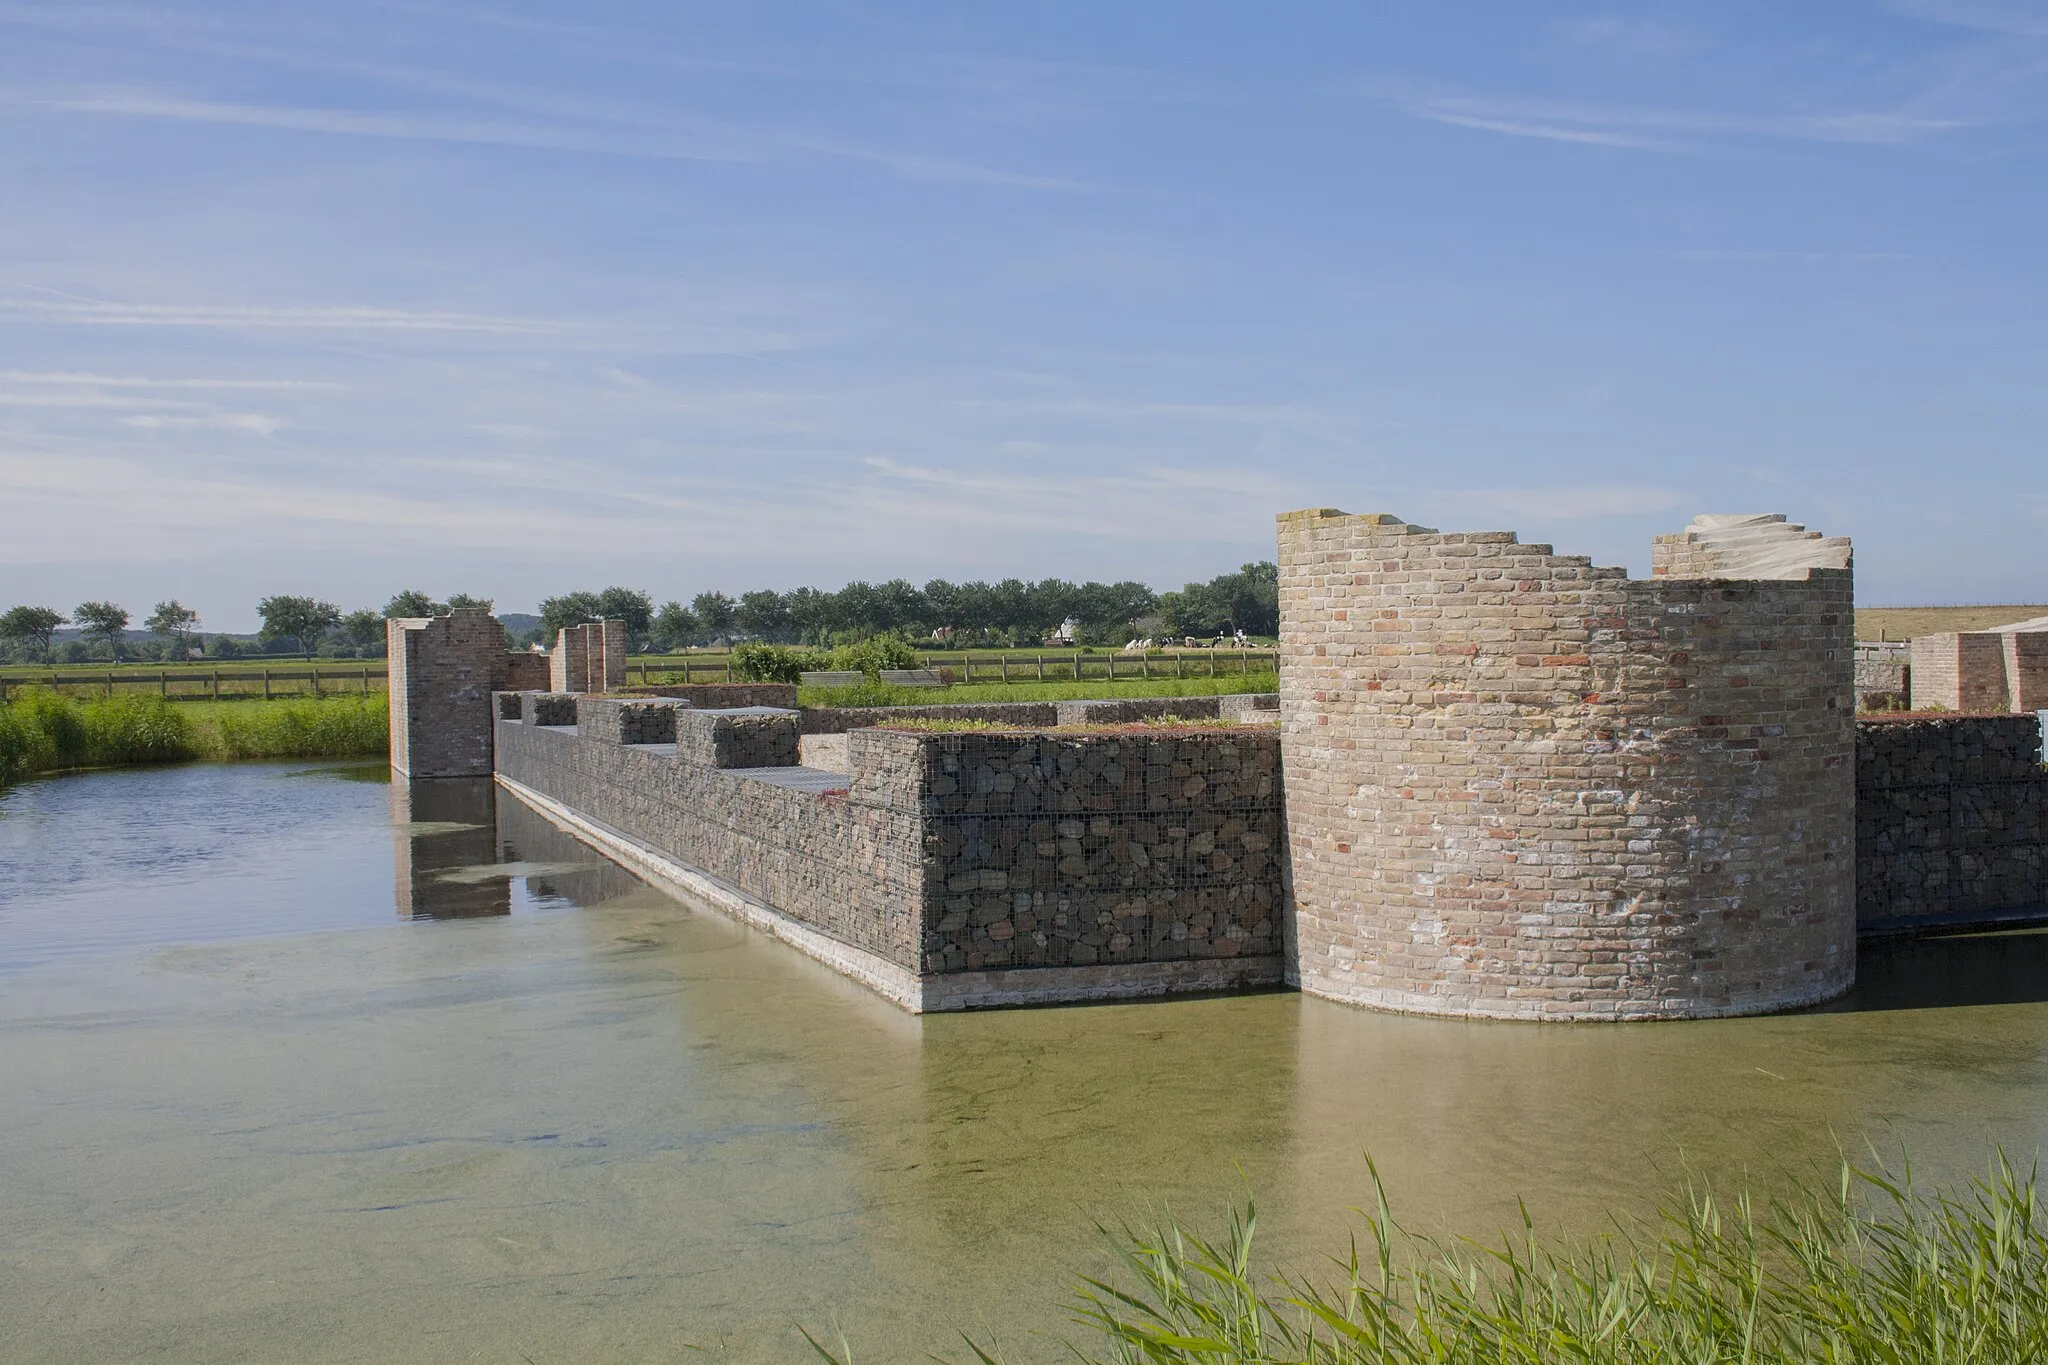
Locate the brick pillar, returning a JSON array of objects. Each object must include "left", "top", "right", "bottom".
[
  {"left": 387, "top": 608, "right": 506, "bottom": 778},
  {"left": 1911, "top": 632, "right": 2010, "bottom": 713}
]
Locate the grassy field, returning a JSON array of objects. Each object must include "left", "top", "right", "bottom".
[
  {"left": 0, "top": 691, "right": 387, "bottom": 783},
  {"left": 795, "top": 674, "right": 1279, "bottom": 708},
  {"left": 1856, "top": 604, "right": 2048, "bottom": 641}
]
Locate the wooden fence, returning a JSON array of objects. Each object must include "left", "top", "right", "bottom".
[
  {"left": 0, "top": 668, "right": 387, "bottom": 703},
  {"left": 630, "top": 651, "right": 1279, "bottom": 686},
  {"left": 0, "top": 650, "right": 1279, "bottom": 701}
]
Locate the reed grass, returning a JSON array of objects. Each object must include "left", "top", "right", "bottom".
[
  {"left": 808, "top": 1153, "right": 2048, "bottom": 1364},
  {"left": 0, "top": 688, "right": 387, "bottom": 782}
]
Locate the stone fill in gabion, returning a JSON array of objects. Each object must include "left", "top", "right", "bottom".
[{"left": 1856, "top": 715, "right": 2048, "bottom": 930}]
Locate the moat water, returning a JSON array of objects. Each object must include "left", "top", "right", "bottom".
[{"left": 5, "top": 762, "right": 2048, "bottom": 1362}]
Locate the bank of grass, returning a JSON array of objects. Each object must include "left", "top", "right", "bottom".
[
  {"left": 812, "top": 1153, "right": 2048, "bottom": 1364},
  {"left": 797, "top": 673, "right": 1279, "bottom": 709},
  {"left": 0, "top": 689, "right": 386, "bottom": 783},
  {"left": 880, "top": 716, "right": 1276, "bottom": 734}
]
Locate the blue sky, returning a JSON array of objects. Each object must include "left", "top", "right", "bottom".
[{"left": 1, "top": 2, "right": 2043, "bottom": 629}]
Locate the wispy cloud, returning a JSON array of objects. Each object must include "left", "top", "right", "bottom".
[
  {"left": 1436, "top": 486, "right": 1688, "bottom": 520},
  {"left": 0, "top": 299, "right": 584, "bottom": 332},
  {"left": 0, "top": 370, "right": 340, "bottom": 389},
  {"left": 1888, "top": 0, "right": 2048, "bottom": 37},
  {"left": 119, "top": 412, "right": 282, "bottom": 435},
  {"left": 1554, "top": 16, "right": 1708, "bottom": 60},
  {"left": 1366, "top": 85, "right": 1977, "bottom": 152},
  {"left": 3, "top": 87, "right": 1092, "bottom": 191}
]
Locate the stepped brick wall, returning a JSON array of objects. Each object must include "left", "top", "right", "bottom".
[{"left": 1276, "top": 508, "right": 1856, "bottom": 1021}]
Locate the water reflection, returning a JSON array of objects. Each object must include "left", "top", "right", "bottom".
[
  {"left": 389, "top": 777, "right": 635, "bottom": 919},
  {"left": 390, "top": 778, "right": 505, "bottom": 919},
  {"left": 6, "top": 765, "right": 2048, "bottom": 1362},
  {"left": 1833, "top": 930, "right": 2048, "bottom": 1013}
]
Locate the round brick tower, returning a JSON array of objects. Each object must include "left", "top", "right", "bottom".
[{"left": 1276, "top": 510, "right": 1856, "bottom": 1020}]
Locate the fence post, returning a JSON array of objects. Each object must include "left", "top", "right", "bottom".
[
  {"left": 311, "top": 666, "right": 321, "bottom": 697},
  {"left": 1036, "top": 654, "right": 1044, "bottom": 681},
  {"left": 160, "top": 670, "right": 167, "bottom": 698},
  {"left": 211, "top": 670, "right": 220, "bottom": 701},
  {"left": 1209, "top": 652, "right": 1217, "bottom": 677},
  {"left": 724, "top": 658, "right": 732, "bottom": 682},
  {"left": 107, "top": 670, "right": 115, "bottom": 698},
  {"left": 1000, "top": 657, "right": 1009, "bottom": 683},
  {"left": 263, "top": 669, "right": 272, "bottom": 701}
]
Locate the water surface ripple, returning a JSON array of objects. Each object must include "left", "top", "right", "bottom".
[{"left": 3, "top": 762, "right": 2047, "bottom": 1362}]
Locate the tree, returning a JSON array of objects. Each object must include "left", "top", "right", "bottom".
[
  {"left": 73, "top": 601, "right": 130, "bottom": 659},
  {"left": 735, "top": 590, "right": 792, "bottom": 642},
  {"left": 593, "top": 587, "right": 652, "bottom": 639},
  {"left": 145, "top": 601, "right": 200, "bottom": 656},
  {"left": 384, "top": 589, "right": 439, "bottom": 618},
  {"left": 690, "top": 591, "right": 737, "bottom": 642},
  {"left": 341, "top": 608, "right": 386, "bottom": 656},
  {"left": 443, "top": 593, "right": 494, "bottom": 613},
  {"left": 257, "top": 595, "right": 342, "bottom": 654},
  {"left": 538, "top": 591, "right": 602, "bottom": 640},
  {"left": 650, "top": 600, "right": 700, "bottom": 651},
  {"left": 0, "top": 605, "right": 66, "bottom": 660}
]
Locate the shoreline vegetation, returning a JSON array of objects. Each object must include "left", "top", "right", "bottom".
[
  {"left": 0, "top": 676, "right": 1279, "bottom": 786},
  {"left": 810, "top": 1153, "right": 2048, "bottom": 1364},
  {"left": 0, "top": 691, "right": 388, "bottom": 785}
]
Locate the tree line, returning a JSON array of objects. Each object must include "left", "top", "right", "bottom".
[
  {"left": 0, "top": 563, "right": 1280, "bottom": 664},
  {"left": 539, "top": 564, "right": 1279, "bottom": 652},
  {"left": 0, "top": 592, "right": 493, "bottom": 663}
]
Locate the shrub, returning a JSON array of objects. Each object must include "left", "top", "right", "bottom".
[
  {"left": 830, "top": 634, "right": 921, "bottom": 677},
  {"left": 731, "top": 642, "right": 821, "bottom": 684}
]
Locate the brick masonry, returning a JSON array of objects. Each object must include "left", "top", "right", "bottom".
[
  {"left": 388, "top": 609, "right": 521, "bottom": 780},
  {"left": 1275, "top": 509, "right": 1857, "bottom": 1021},
  {"left": 1912, "top": 632, "right": 2017, "bottom": 713},
  {"left": 549, "top": 620, "right": 629, "bottom": 693},
  {"left": 1856, "top": 715, "right": 2048, "bottom": 932}
]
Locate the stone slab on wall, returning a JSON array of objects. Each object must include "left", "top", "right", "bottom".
[
  {"left": 1856, "top": 715, "right": 2048, "bottom": 931},
  {"left": 800, "top": 732, "right": 851, "bottom": 773},
  {"left": 1276, "top": 508, "right": 1856, "bottom": 1021},
  {"left": 674, "top": 707, "right": 801, "bottom": 769}
]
